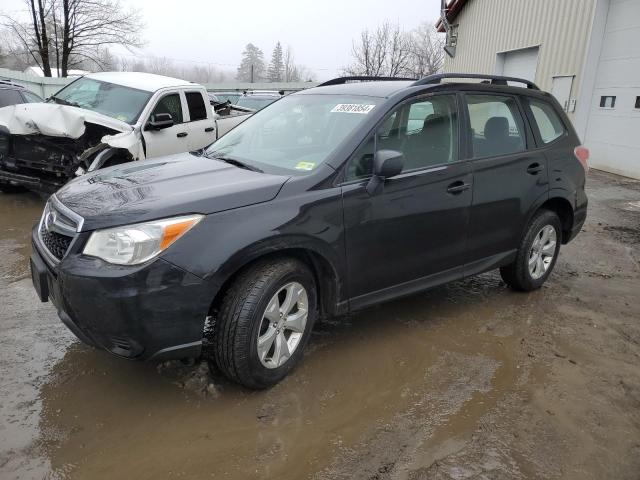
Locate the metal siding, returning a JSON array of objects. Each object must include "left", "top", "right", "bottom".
[
  {"left": 444, "top": 0, "right": 596, "bottom": 108},
  {"left": 584, "top": 0, "right": 640, "bottom": 179}
]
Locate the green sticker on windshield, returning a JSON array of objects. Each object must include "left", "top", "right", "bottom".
[{"left": 295, "top": 161, "right": 316, "bottom": 171}]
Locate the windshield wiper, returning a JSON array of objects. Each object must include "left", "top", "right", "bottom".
[
  {"left": 49, "top": 96, "right": 82, "bottom": 108},
  {"left": 206, "top": 154, "right": 263, "bottom": 173}
]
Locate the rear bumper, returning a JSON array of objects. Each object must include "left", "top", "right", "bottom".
[
  {"left": 567, "top": 199, "right": 588, "bottom": 243},
  {"left": 31, "top": 227, "right": 212, "bottom": 361}
]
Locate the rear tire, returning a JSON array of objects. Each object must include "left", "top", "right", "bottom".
[
  {"left": 500, "top": 209, "right": 562, "bottom": 292},
  {"left": 213, "top": 257, "right": 317, "bottom": 389}
]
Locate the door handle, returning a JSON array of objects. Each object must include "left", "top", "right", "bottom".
[
  {"left": 177, "top": 132, "right": 188, "bottom": 138},
  {"left": 446, "top": 181, "right": 471, "bottom": 195},
  {"left": 204, "top": 127, "right": 215, "bottom": 132},
  {"left": 527, "top": 162, "right": 544, "bottom": 175}
]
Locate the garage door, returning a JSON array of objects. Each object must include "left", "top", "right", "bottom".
[
  {"left": 584, "top": 0, "right": 640, "bottom": 179},
  {"left": 496, "top": 47, "right": 539, "bottom": 82}
]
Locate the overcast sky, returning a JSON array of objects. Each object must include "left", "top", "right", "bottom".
[{"left": 3, "top": 0, "right": 442, "bottom": 79}]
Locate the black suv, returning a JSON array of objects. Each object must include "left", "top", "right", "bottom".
[
  {"left": 0, "top": 81, "right": 43, "bottom": 192},
  {"left": 30, "top": 74, "right": 588, "bottom": 388},
  {"left": 0, "top": 80, "right": 43, "bottom": 107}
]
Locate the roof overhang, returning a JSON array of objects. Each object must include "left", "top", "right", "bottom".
[{"left": 436, "top": 0, "right": 469, "bottom": 32}]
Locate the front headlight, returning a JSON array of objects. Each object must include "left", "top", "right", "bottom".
[{"left": 83, "top": 214, "right": 203, "bottom": 265}]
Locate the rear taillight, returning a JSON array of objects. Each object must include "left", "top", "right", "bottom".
[{"left": 574, "top": 146, "right": 590, "bottom": 173}]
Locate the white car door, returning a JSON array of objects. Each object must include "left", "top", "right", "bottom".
[
  {"left": 184, "top": 90, "right": 217, "bottom": 150},
  {"left": 142, "top": 91, "right": 190, "bottom": 158}
]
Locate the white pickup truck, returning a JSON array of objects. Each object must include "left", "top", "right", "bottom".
[{"left": 0, "top": 72, "right": 252, "bottom": 193}]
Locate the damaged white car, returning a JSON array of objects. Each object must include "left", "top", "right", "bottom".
[{"left": 0, "top": 72, "right": 253, "bottom": 193}]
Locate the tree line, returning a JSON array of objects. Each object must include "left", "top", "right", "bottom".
[{"left": 236, "top": 42, "right": 316, "bottom": 83}]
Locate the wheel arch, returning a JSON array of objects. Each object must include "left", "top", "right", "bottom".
[
  {"left": 208, "top": 243, "right": 345, "bottom": 323},
  {"left": 525, "top": 191, "right": 574, "bottom": 244}
]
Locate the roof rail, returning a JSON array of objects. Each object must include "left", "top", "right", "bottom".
[
  {"left": 412, "top": 73, "right": 540, "bottom": 90},
  {"left": 317, "top": 76, "right": 417, "bottom": 87},
  {"left": 0, "top": 78, "right": 23, "bottom": 87}
]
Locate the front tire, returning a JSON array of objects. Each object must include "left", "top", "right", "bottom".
[
  {"left": 500, "top": 209, "right": 562, "bottom": 292},
  {"left": 213, "top": 257, "right": 317, "bottom": 389}
]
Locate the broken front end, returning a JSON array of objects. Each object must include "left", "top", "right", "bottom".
[{"left": 0, "top": 104, "right": 141, "bottom": 194}]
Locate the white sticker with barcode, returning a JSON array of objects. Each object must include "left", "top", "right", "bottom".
[{"left": 330, "top": 104, "right": 376, "bottom": 114}]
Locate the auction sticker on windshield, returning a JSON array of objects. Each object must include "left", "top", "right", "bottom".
[
  {"left": 331, "top": 104, "right": 376, "bottom": 114},
  {"left": 295, "top": 161, "right": 316, "bottom": 171}
]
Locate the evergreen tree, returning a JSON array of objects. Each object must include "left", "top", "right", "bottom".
[
  {"left": 236, "top": 43, "right": 265, "bottom": 82},
  {"left": 267, "top": 42, "right": 284, "bottom": 82}
]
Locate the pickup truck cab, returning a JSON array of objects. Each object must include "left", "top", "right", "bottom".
[{"left": 0, "top": 72, "right": 249, "bottom": 193}]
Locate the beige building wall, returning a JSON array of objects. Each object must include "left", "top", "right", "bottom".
[{"left": 443, "top": 0, "right": 596, "bottom": 111}]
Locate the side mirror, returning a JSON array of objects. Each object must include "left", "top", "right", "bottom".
[
  {"left": 365, "top": 149, "right": 404, "bottom": 195},
  {"left": 145, "top": 113, "right": 174, "bottom": 131}
]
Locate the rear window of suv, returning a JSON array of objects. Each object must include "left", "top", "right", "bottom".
[{"left": 528, "top": 98, "right": 566, "bottom": 144}]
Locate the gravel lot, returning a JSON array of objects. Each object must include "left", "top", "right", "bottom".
[{"left": 1, "top": 170, "right": 639, "bottom": 479}]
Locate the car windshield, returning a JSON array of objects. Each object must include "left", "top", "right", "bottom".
[
  {"left": 50, "top": 77, "right": 152, "bottom": 124},
  {"left": 205, "top": 94, "right": 382, "bottom": 174},
  {"left": 235, "top": 95, "right": 280, "bottom": 111}
]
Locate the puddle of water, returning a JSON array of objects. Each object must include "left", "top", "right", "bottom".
[
  {"left": 33, "top": 276, "right": 539, "bottom": 480},
  {"left": 0, "top": 192, "right": 44, "bottom": 282}
]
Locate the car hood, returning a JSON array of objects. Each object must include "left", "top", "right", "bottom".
[
  {"left": 56, "top": 153, "right": 291, "bottom": 231},
  {"left": 0, "top": 102, "right": 132, "bottom": 138}
]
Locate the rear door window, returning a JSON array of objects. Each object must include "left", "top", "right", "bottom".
[
  {"left": 527, "top": 98, "right": 566, "bottom": 144},
  {"left": 185, "top": 91, "right": 208, "bottom": 121},
  {"left": 465, "top": 94, "right": 526, "bottom": 158}
]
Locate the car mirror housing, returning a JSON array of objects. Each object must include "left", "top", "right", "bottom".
[
  {"left": 366, "top": 149, "right": 404, "bottom": 195},
  {"left": 146, "top": 113, "right": 174, "bottom": 131}
]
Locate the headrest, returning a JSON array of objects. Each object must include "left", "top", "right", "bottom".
[
  {"left": 484, "top": 116, "right": 510, "bottom": 140},
  {"left": 421, "top": 114, "right": 450, "bottom": 148}
]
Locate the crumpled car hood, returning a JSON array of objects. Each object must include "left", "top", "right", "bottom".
[
  {"left": 0, "top": 103, "right": 143, "bottom": 159},
  {"left": 0, "top": 103, "right": 131, "bottom": 137}
]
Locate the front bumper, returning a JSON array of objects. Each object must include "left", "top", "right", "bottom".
[
  {"left": 31, "top": 226, "right": 212, "bottom": 361},
  {"left": 0, "top": 165, "right": 64, "bottom": 194}
]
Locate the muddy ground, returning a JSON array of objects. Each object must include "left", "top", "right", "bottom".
[{"left": 0, "top": 170, "right": 639, "bottom": 480}]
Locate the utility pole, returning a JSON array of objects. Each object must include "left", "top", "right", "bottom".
[{"left": 250, "top": 64, "right": 254, "bottom": 83}]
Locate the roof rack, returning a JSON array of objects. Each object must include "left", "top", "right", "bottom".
[
  {"left": 0, "top": 78, "right": 24, "bottom": 88},
  {"left": 412, "top": 73, "right": 540, "bottom": 90},
  {"left": 317, "top": 76, "right": 417, "bottom": 87}
]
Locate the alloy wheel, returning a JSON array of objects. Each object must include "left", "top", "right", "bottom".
[
  {"left": 256, "top": 282, "right": 308, "bottom": 369},
  {"left": 528, "top": 224, "right": 557, "bottom": 280}
]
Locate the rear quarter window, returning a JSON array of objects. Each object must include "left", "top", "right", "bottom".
[{"left": 528, "top": 98, "right": 566, "bottom": 144}]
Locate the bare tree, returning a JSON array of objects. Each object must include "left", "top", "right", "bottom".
[
  {"left": 0, "top": 29, "right": 33, "bottom": 70},
  {"left": 406, "top": 22, "right": 445, "bottom": 77},
  {"left": 343, "top": 21, "right": 444, "bottom": 78},
  {"left": 2, "top": 0, "right": 54, "bottom": 75},
  {"left": 343, "top": 21, "right": 411, "bottom": 77},
  {"left": 2, "top": 0, "right": 144, "bottom": 76},
  {"left": 59, "top": 0, "right": 144, "bottom": 76}
]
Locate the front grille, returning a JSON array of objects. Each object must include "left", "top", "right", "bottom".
[
  {"left": 39, "top": 225, "right": 72, "bottom": 260},
  {"left": 37, "top": 196, "right": 83, "bottom": 262}
]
